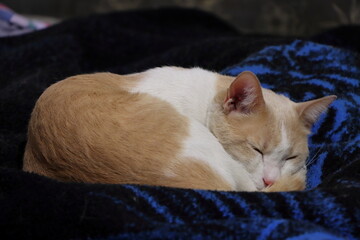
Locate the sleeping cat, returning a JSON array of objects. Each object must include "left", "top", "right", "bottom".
[{"left": 23, "top": 67, "right": 336, "bottom": 191}]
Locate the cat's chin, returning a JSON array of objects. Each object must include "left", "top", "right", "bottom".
[{"left": 254, "top": 180, "right": 266, "bottom": 191}]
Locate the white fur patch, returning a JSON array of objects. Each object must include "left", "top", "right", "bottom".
[
  {"left": 278, "top": 122, "right": 290, "bottom": 152},
  {"left": 263, "top": 122, "right": 290, "bottom": 182},
  {"left": 129, "top": 67, "right": 218, "bottom": 125}
]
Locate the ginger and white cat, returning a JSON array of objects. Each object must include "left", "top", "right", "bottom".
[{"left": 23, "top": 67, "right": 336, "bottom": 191}]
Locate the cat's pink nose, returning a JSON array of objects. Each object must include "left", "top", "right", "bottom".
[{"left": 263, "top": 178, "right": 274, "bottom": 186}]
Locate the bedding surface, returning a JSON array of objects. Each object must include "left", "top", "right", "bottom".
[{"left": 0, "top": 8, "right": 359, "bottom": 239}]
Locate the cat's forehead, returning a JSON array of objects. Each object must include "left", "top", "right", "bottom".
[
  {"left": 232, "top": 106, "right": 307, "bottom": 150},
  {"left": 264, "top": 112, "right": 309, "bottom": 153},
  {"left": 262, "top": 89, "right": 296, "bottom": 113},
  {"left": 267, "top": 120, "right": 291, "bottom": 152},
  {"left": 226, "top": 88, "right": 308, "bottom": 150}
]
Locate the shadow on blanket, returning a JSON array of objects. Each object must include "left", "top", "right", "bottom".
[{"left": 0, "top": 8, "right": 359, "bottom": 240}]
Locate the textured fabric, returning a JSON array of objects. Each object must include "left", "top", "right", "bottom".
[{"left": 0, "top": 8, "right": 359, "bottom": 240}]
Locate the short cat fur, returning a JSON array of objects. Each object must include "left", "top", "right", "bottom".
[{"left": 23, "top": 67, "right": 336, "bottom": 191}]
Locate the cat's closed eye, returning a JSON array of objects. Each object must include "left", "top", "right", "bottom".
[
  {"left": 285, "top": 155, "right": 298, "bottom": 161},
  {"left": 251, "top": 146, "right": 263, "bottom": 155}
]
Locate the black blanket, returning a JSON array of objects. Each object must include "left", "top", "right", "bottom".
[{"left": 0, "top": 8, "right": 359, "bottom": 239}]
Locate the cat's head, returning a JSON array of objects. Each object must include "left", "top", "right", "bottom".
[{"left": 211, "top": 71, "right": 336, "bottom": 190}]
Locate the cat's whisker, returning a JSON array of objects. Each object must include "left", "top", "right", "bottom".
[
  {"left": 306, "top": 154, "right": 319, "bottom": 167},
  {"left": 291, "top": 165, "right": 305, "bottom": 175},
  {"left": 290, "top": 146, "right": 324, "bottom": 176},
  {"left": 306, "top": 145, "right": 324, "bottom": 167}
]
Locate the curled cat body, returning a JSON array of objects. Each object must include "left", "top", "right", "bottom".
[{"left": 23, "top": 67, "right": 336, "bottom": 191}]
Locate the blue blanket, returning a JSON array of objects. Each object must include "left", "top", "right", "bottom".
[{"left": 0, "top": 8, "right": 359, "bottom": 240}]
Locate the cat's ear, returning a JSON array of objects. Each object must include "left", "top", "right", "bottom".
[
  {"left": 296, "top": 95, "right": 337, "bottom": 128},
  {"left": 223, "top": 71, "right": 265, "bottom": 114}
]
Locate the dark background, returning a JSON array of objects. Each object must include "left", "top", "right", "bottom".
[{"left": 3, "top": 0, "right": 360, "bottom": 36}]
